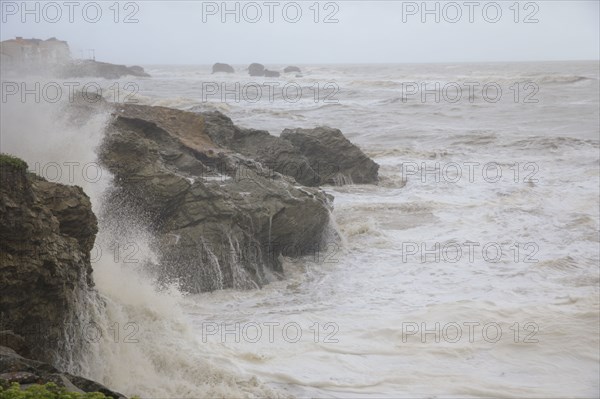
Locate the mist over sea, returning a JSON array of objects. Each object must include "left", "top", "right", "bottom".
[{"left": 2, "top": 60, "right": 598, "bottom": 397}]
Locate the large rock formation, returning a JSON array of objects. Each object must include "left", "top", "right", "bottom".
[
  {"left": 282, "top": 127, "right": 380, "bottom": 185},
  {"left": 0, "top": 345, "right": 125, "bottom": 398},
  {"left": 60, "top": 60, "right": 150, "bottom": 79},
  {"left": 99, "top": 104, "right": 333, "bottom": 293},
  {"left": 0, "top": 155, "right": 98, "bottom": 365},
  {"left": 212, "top": 63, "right": 234, "bottom": 73}
]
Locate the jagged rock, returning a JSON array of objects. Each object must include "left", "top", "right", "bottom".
[
  {"left": 212, "top": 63, "right": 235, "bottom": 73},
  {"left": 284, "top": 66, "right": 301, "bottom": 73},
  {"left": 201, "top": 111, "right": 320, "bottom": 186},
  {"left": 59, "top": 60, "right": 150, "bottom": 79},
  {"left": 0, "top": 156, "right": 98, "bottom": 365},
  {"left": 264, "top": 69, "right": 280, "bottom": 78},
  {"left": 202, "top": 112, "right": 379, "bottom": 186},
  {"left": 248, "top": 63, "right": 265, "bottom": 76},
  {"left": 0, "top": 345, "right": 126, "bottom": 398},
  {"left": 98, "top": 104, "right": 332, "bottom": 293},
  {"left": 0, "top": 331, "right": 28, "bottom": 357},
  {"left": 281, "top": 127, "right": 379, "bottom": 184}
]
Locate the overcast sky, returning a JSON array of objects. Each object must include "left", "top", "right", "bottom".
[{"left": 1, "top": 1, "right": 598, "bottom": 65}]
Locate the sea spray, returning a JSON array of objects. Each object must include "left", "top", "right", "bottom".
[{"left": 0, "top": 86, "right": 282, "bottom": 397}]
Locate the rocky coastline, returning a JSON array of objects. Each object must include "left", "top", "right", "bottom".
[{"left": 0, "top": 98, "right": 379, "bottom": 394}]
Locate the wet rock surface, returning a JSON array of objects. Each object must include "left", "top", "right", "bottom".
[
  {"left": 0, "top": 158, "right": 98, "bottom": 365},
  {"left": 281, "top": 127, "right": 380, "bottom": 184},
  {"left": 99, "top": 104, "right": 333, "bottom": 293},
  {"left": 0, "top": 157, "right": 123, "bottom": 395},
  {"left": 202, "top": 111, "right": 379, "bottom": 186}
]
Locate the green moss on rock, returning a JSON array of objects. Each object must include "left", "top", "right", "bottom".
[
  {"left": 0, "top": 154, "right": 28, "bottom": 171},
  {"left": 0, "top": 382, "right": 110, "bottom": 398}
]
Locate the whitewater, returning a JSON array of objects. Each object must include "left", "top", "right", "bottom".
[{"left": 1, "top": 61, "right": 598, "bottom": 398}]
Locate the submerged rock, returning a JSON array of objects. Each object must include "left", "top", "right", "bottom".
[
  {"left": 281, "top": 127, "right": 380, "bottom": 184},
  {"left": 99, "top": 104, "right": 333, "bottom": 293},
  {"left": 0, "top": 155, "right": 98, "bottom": 365},
  {"left": 212, "top": 63, "right": 234, "bottom": 73}
]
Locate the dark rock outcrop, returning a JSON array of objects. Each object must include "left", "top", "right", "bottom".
[
  {"left": 202, "top": 112, "right": 379, "bottom": 186},
  {"left": 0, "top": 156, "right": 98, "bottom": 365},
  {"left": 99, "top": 104, "right": 333, "bottom": 293},
  {"left": 281, "top": 127, "right": 379, "bottom": 185},
  {"left": 60, "top": 60, "right": 150, "bottom": 79},
  {"left": 248, "top": 63, "right": 265, "bottom": 76},
  {"left": 0, "top": 345, "right": 125, "bottom": 398},
  {"left": 264, "top": 69, "right": 280, "bottom": 78},
  {"left": 212, "top": 63, "right": 234, "bottom": 74},
  {"left": 284, "top": 66, "right": 301, "bottom": 73},
  {"left": 201, "top": 111, "right": 320, "bottom": 186}
]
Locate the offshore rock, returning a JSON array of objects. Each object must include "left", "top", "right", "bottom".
[
  {"left": 283, "top": 66, "right": 301, "bottom": 73},
  {"left": 248, "top": 63, "right": 265, "bottom": 76},
  {"left": 212, "top": 63, "right": 235, "bottom": 73}
]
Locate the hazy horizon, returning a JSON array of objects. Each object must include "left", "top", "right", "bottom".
[
  {"left": 2, "top": 1, "right": 598, "bottom": 65},
  {"left": 140, "top": 59, "right": 600, "bottom": 66}
]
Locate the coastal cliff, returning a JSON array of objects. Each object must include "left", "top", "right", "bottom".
[{"left": 0, "top": 155, "right": 123, "bottom": 397}]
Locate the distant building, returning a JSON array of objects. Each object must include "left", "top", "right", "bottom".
[{"left": 0, "top": 37, "right": 71, "bottom": 68}]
